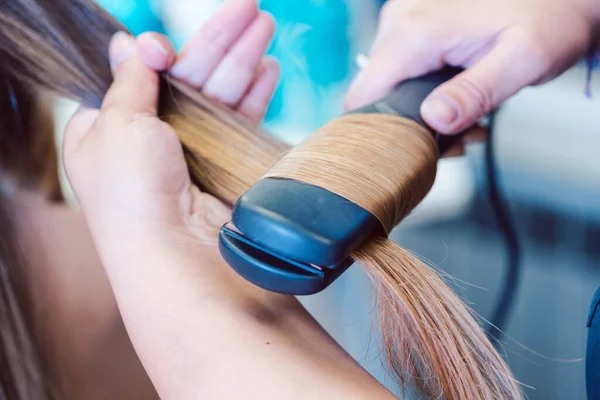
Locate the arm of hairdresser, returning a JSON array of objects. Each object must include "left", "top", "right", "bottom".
[
  {"left": 62, "top": 1, "right": 396, "bottom": 399},
  {"left": 345, "top": 0, "right": 600, "bottom": 134}
]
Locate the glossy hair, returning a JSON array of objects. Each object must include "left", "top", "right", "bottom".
[{"left": 0, "top": 1, "right": 523, "bottom": 399}]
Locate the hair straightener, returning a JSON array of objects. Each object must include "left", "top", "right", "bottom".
[{"left": 218, "top": 67, "right": 464, "bottom": 296}]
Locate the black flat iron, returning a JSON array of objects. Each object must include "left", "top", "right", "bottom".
[{"left": 219, "top": 67, "right": 464, "bottom": 295}]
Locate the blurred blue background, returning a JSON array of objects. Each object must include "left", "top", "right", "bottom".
[{"left": 96, "top": 1, "right": 600, "bottom": 398}]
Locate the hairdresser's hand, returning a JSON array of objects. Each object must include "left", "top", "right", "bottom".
[
  {"left": 65, "top": 0, "right": 280, "bottom": 240},
  {"left": 345, "top": 0, "right": 599, "bottom": 134},
  {"left": 64, "top": 33, "right": 226, "bottom": 248},
  {"left": 162, "top": 0, "right": 278, "bottom": 123},
  {"left": 113, "top": 0, "right": 278, "bottom": 123}
]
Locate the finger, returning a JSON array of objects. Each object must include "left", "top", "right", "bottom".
[
  {"left": 63, "top": 106, "right": 100, "bottom": 155},
  {"left": 203, "top": 12, "right": 275, "bottom": 105},
  {"left": 103, "top": 32, "right": 160, "bottom": 117},
  {"left": 169, "top": 0, "right": 259, "bottom": 87},
  {"left": 137, "top": 32, "right": 176, "bottom": 71},
  {"left": 236, "top": 56, "right": 280, "bottom": 122},
  {"left": 344, "top": 35, "right": 441, "bottom": 111},
  {"left": 109, "top": 31, "right": 136, "bottom": 71},
  {"left": 421, "top": 33, "right": 546, "bottom": 134}
]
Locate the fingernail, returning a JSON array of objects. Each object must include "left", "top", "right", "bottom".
[
  {"left": 148, "top": 36, "right": 169, "bottom": 56},
  {"left": 421, "top": 96, "right": 459, "bottom": 126},
  {"left": 109, "top": 31, "right": 135, "bottom": 71}
]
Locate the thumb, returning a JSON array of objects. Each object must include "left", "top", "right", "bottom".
[
  {"left": 421, "top": 35, "right": 543, "bottom": 134},
  {"left": 102, "top": 31, "right": 160, "bottom": 117}
]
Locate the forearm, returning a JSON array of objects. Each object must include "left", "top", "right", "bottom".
[{"left": 92, "top": 223, "right": 396, "bottom": 400}]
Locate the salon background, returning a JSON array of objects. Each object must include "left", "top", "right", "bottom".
[{"left": 56, "top": 1, "right": 599, "bottom": 399}]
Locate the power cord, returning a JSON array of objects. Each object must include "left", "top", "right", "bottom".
[{"left": 484, "top": 109, "right": 522, "bottom": 344}]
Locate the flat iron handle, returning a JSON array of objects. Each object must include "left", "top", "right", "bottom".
[{"left": 351, "top": 66, "right": 464, "bottom": 155}]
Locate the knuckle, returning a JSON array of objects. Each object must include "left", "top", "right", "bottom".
[
  {"left": 227, "top": 50, "right": 250, "bottom": 71},
  {"left": 452, "top": 77, "right": 493, "bottom": 117},
  {"left": 514, "top": 29, "right": 551, "bottom": 70},
  {"left": 378, "top": 3, "right": 433, "bottom": 46},
  {"left": 202, "top": 32, "right": 229, "bottom": 61},
  {"left": 381, "top": 0, "right": 425, "bottom": 28},
  {"left": 401, "top": 5, "right": 427, "bottom": 23}
]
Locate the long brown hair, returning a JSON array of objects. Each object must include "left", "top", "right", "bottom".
[
  {"left": 0, "top": 74, "right": 59, "bottom": 399},
  {"left": 0, "top": 0, "right": 523, "bottom": 399}
]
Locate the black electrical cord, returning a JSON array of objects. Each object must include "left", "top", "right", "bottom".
[{"left": 484, "top": 109, "right": 522, "bottom": 344}]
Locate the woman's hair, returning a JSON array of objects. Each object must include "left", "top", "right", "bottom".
[
  {"left": 0, "top": 0, "right": 523, "bottom": 399},
  {"left": 0, "top": 72, "right": 60, "bottom": 399}
]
